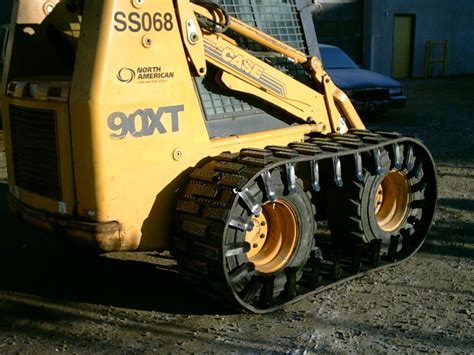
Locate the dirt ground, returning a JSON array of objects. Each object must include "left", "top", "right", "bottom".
[{"left": 0, "top": 77, "right": 473, "bottom": 353}]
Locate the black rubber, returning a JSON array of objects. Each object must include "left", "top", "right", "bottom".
[
  {"left": 173, "top": 130, "right": 437, "bottom": 313},
  {"left": 325, "top": 142, "right": 427, "bottom": 253},
  {"left": 224, "top": 170, "right": 315, "bottom": 303}
]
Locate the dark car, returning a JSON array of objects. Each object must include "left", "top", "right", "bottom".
[{"left": 319, "top": 44, "right": 406, "bottom": 116}]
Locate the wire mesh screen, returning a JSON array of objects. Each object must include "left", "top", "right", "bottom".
[
  {"left": 220, "top": 0, "right": 307, "bottom": 52},
  {"left": 196, "top": 0, "right": 309, "bottom": 120}
]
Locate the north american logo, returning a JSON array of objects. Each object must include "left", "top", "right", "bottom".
[{"left": 117, "top": 67, "right": 136, "bottom": 83}]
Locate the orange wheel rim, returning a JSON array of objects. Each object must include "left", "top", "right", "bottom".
[
  {"left": 375, "top": 171, "right": 411, "bottom": 232},
  {"left": 245, "top": 200, "right": 299, "bottom": 274}
]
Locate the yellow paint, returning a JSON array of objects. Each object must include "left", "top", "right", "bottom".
[{"left": 2, "top": 0, "right": 366, "bottom": 252}]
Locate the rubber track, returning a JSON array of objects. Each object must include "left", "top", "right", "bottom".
[{"left": 173, "top": 129, "right": 437, "bottom": 313}]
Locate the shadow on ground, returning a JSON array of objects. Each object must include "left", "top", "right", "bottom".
[
  {"left": 0, "top": 184, "right": 230, "bottom": 316},
  {"left": 419, "top": 197, "right": 474, "bottom": 259}
]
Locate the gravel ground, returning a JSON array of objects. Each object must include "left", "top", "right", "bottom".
[{"left": 0, "top": 76, "right": 473, "bottom": 353}]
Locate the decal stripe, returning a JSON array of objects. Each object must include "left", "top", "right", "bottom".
[
  {"left": 261, "top": 73, "right": 287, "bottom": 97},
  {"left": 259, "top": 74, "right": 285, "bottom": 97},
  {"left": 204, "top": 42, "right": 220, "bottom": 56}
]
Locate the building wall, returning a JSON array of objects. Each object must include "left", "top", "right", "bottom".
[
  {"left": 364, "top": 0, "right": 474, "bottom": 77},
  {"left": 313, "top": 0, "right": 364, "bottom": 64}
]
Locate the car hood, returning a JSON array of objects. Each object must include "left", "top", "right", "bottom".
[{"left": 325, "top": 68, "right": 402, "bottom": 90}]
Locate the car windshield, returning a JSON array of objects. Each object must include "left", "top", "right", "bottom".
[{"left": 320, "top": 46, "right": 358, "bottom": 69}]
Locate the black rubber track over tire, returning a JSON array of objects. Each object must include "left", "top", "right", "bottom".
[
  {"left": 325, "top": 143, "right": 429, "bottom": 253},
  {"left": 224, "top": 168, "right": 316, "bottom": 309},
  {"left": 173, "top": 131, "right": 437, "bottom": 313}
]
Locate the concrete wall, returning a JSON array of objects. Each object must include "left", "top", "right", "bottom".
[{"left": 364, "top": 0, "right": 474, "bottom": 77}]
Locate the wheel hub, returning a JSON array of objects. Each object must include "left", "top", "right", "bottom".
[
  {"left": 245, "top": 200, "right": 299, "bottom": 274},
  {"left": 375, "top": 171, "right": 411, "bottom": 232}
]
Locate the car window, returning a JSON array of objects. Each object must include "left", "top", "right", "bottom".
[{"left": 320, "top": 46, "right": 358, "bottom": 69}]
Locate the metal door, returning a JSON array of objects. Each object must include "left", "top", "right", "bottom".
[{"left": 392, "top": 15, "right": 414, "bottom": 78}]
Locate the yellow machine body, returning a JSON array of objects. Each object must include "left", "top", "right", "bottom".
[{"left": 2, "top": 0, "right": 362, "bottom": 251}]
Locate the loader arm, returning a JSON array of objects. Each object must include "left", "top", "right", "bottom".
[{"left": 177, "top": 0, "right": 365, "bottom": 134}]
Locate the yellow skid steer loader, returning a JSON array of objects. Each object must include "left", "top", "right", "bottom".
[{"left": 1, "top": 0, "right": 437, "bottom": 312}]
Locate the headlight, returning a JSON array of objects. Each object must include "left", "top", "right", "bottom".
[{"left": 389, "top": 87, "right": 403, "bottom": 95}]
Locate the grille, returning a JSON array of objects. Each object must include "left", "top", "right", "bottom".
[
  {"left": 197, "top": 0, "right": 308, "bottom": 120},
  {"left": 9, "top": 105, "right": 62, "bottom": 200},
  {"left": 353, "top": 88, "right": 389, "bottom": 101}
]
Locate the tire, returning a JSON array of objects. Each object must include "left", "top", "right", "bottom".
[
  {"left": 326, "top": 143, "right": 427, "bottom": 251},
  {"left": 224, "top": 168, "right": 315, "bottom": 307}
]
